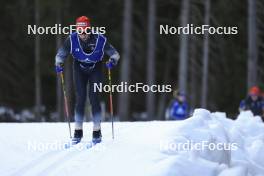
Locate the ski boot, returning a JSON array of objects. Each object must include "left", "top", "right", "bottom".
[
  {"left": 92, "top": 129, "right": 102, "bottom": 144},
  {"left": 72, "top": 129, "right": 83, "bottom": 145}
]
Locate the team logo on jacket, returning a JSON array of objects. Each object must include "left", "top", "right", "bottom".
[{"left": 176, "top": 107, "right": 185, "bottom": 115}]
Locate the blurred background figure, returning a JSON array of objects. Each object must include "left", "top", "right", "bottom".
[
  {"left": 239, "top": 86, "right": 264, "bottom": 119},
  {"left": 166, "top": 90, "right": 189, "bottom": 120}
]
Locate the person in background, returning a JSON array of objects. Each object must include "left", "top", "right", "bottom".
[
  {"left": 239, "top": 86, "right": 264, "bottom": 119},
  {"left": 167, "top": 90, "right": 189, "bottom": 120}
]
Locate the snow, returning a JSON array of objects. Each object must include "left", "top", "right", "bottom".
[
  {"left": 0, "top": 106, "right": 35, "bottom": 122},
  {"left": 0, "top": 109, "right": 264, "bottom": 176}
]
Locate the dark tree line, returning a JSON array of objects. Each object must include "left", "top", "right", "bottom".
[{"left": 0, "top": 0, "right": 263, "bottom": 121}]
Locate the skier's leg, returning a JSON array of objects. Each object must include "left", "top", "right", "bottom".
[
  {"left": 88, "top": 66, "right": 103, "bottom": 131},
  {"left": 73, "top": 61, "right": 89, "bottom": 131},
  {"left": 88, "top": 65, "right": 103, "bottom": 143}
]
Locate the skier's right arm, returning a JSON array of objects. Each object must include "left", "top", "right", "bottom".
[
  {"left": 55, "top": 37, "right": 71, "bottom": 72},
  {"left": 168, "top": 100, "right": 176, "bottom": 119}
]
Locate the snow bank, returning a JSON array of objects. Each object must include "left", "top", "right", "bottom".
[
  {"left": 157, "top": 109, "right": 264, "bottom": 176},
  {"left": 0, "top": 109, "right": 263, "bottom": 176}
]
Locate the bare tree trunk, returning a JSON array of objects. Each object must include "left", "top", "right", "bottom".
[
  {"left": 157, "top": 48, "right": 171, "bottom": 120},
  {"left": 201, "top": 0, "right": 210, "bottom": 108},
  {"left": 146, "top": 0, "right": 156, "bottom": 120},
  {"left": 118, "top": 0, "right": 133, "bottom": 121},
  {"left": 178, "top": 0, "right": 190, "bottom": 93},
  {"left": 63, "top": 0, "right": 74, "bottom": 122},
  {"left": 34, "top": 0, "right": 41, "bottom": 121},
  {"left": 189, "top": 35, "right": 198, "bottom": 110},
  {"left": 56, "top": 0, "right": 63, "bottom": 122},
  {"left": 189, "top": 2, "right": 201, "bottom": 110},
  {"left": 247, "top": 0, "right": 258, "bottom": 89}
]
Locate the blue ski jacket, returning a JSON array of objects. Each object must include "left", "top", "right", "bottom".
[
  {"left": 239, "top": 96, "right": 264, "bottom": 116},
  {"left": 55, "top": 33, "right": 119, "bottom": 67},
  {"left": 169, "top": 100, "right": 189, "bottom": 120}
]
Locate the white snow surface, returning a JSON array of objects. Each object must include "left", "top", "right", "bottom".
[{"left": 1, "top": 109, "right": 264, "bottom": 176}]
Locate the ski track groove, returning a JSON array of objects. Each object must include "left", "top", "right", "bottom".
[
  {"left": 9, "top": 125, "right": 130, "bottom": 176},
  {"left": 37, "top": 144, "right": 90, "bottom": 176},
  {"left": 37, "top": 125, "right": 134, "bottom": 176},
  {"left": 9, "top": 150, "right": 59, "bottom": 176}
]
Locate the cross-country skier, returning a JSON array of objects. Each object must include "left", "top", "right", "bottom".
[
  {"left": 239, "top": 86, "right": 264, "bottom": 120},
  {"left": 55, "top": 16, "right": 120, "bottom": 144},
  {"left": 166, "top": 90, "right": 189, "bottom": 120}
]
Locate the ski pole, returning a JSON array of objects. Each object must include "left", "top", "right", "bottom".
[
  {"left": 108, "top": 68, "right": 114, "bottom": 139},
  {"left": 59, "top": 72, "right": 72, "bottom": 138}
]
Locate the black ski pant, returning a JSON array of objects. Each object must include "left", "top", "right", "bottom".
[{"left": 73, "top": 61, "right": 103, "bottom": 128}]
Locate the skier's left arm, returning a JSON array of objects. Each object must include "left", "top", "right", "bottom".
[
  {"left": 104, "top": 40, "right": 120, "bottom": 69},
  {"left": 239, "top": 100, "right": 246, "bottom": 112}
]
